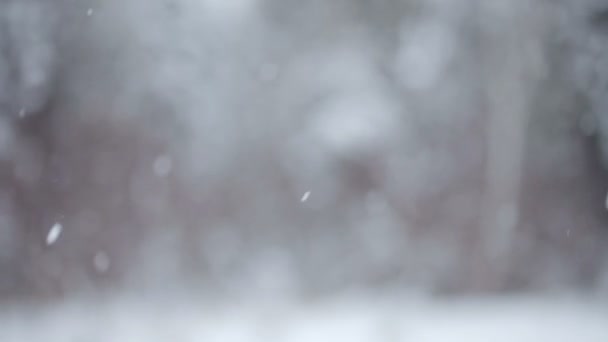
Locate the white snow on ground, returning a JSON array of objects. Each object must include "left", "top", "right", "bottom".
[{"left": 0, "top": 295, "right": 606, "bottom": 341}]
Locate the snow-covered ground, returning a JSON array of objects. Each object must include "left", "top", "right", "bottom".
[{"left": 1, "top": 294, "right": 606, "bottom": 341}]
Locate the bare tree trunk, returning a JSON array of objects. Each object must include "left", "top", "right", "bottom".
[{"left": 473, "top": 0, "right": 546, "bottom": 291}]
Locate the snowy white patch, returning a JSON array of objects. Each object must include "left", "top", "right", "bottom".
[
  {"left": 46, "top": 222, "right": 63, "bottom": 245},
  {"left": 1, "top": 296, "right": 607, "bottom": 341},
  {"left": 300, "top": 191, "right": 311, "bottom": 203},
  {"left": 396, "top": 21, "right": 455, "bottom": 90},
  {"left": 153, "top": 155, "right": 173, "bottom": 177},
  {"left": 311, "top": 94, "right": 396, "bottom": 156},
  {"left": 94, "top": 251, "right": 111, "bottom": 273}
]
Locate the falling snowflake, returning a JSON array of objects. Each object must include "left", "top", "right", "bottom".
[
  {"left": 300, "top": 191, "right": 311, "bottom": 203},
  {"left": 46, "top": 223, "right": 63, "bottom": 245},
  {"left": 87, "top": 8, "right": 93, "bottom": 16}
]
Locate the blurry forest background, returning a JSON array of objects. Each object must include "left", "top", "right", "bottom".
[{"left": 1, "top": 0, "right": 608, "bottom": 302}]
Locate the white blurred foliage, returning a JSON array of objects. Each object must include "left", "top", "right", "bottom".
[
  {"left": 396, "top": 20, "right": 455, "bottom": 91},
  {"left": 311, "top": 93, "right": 397, "bottom": 157}
]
